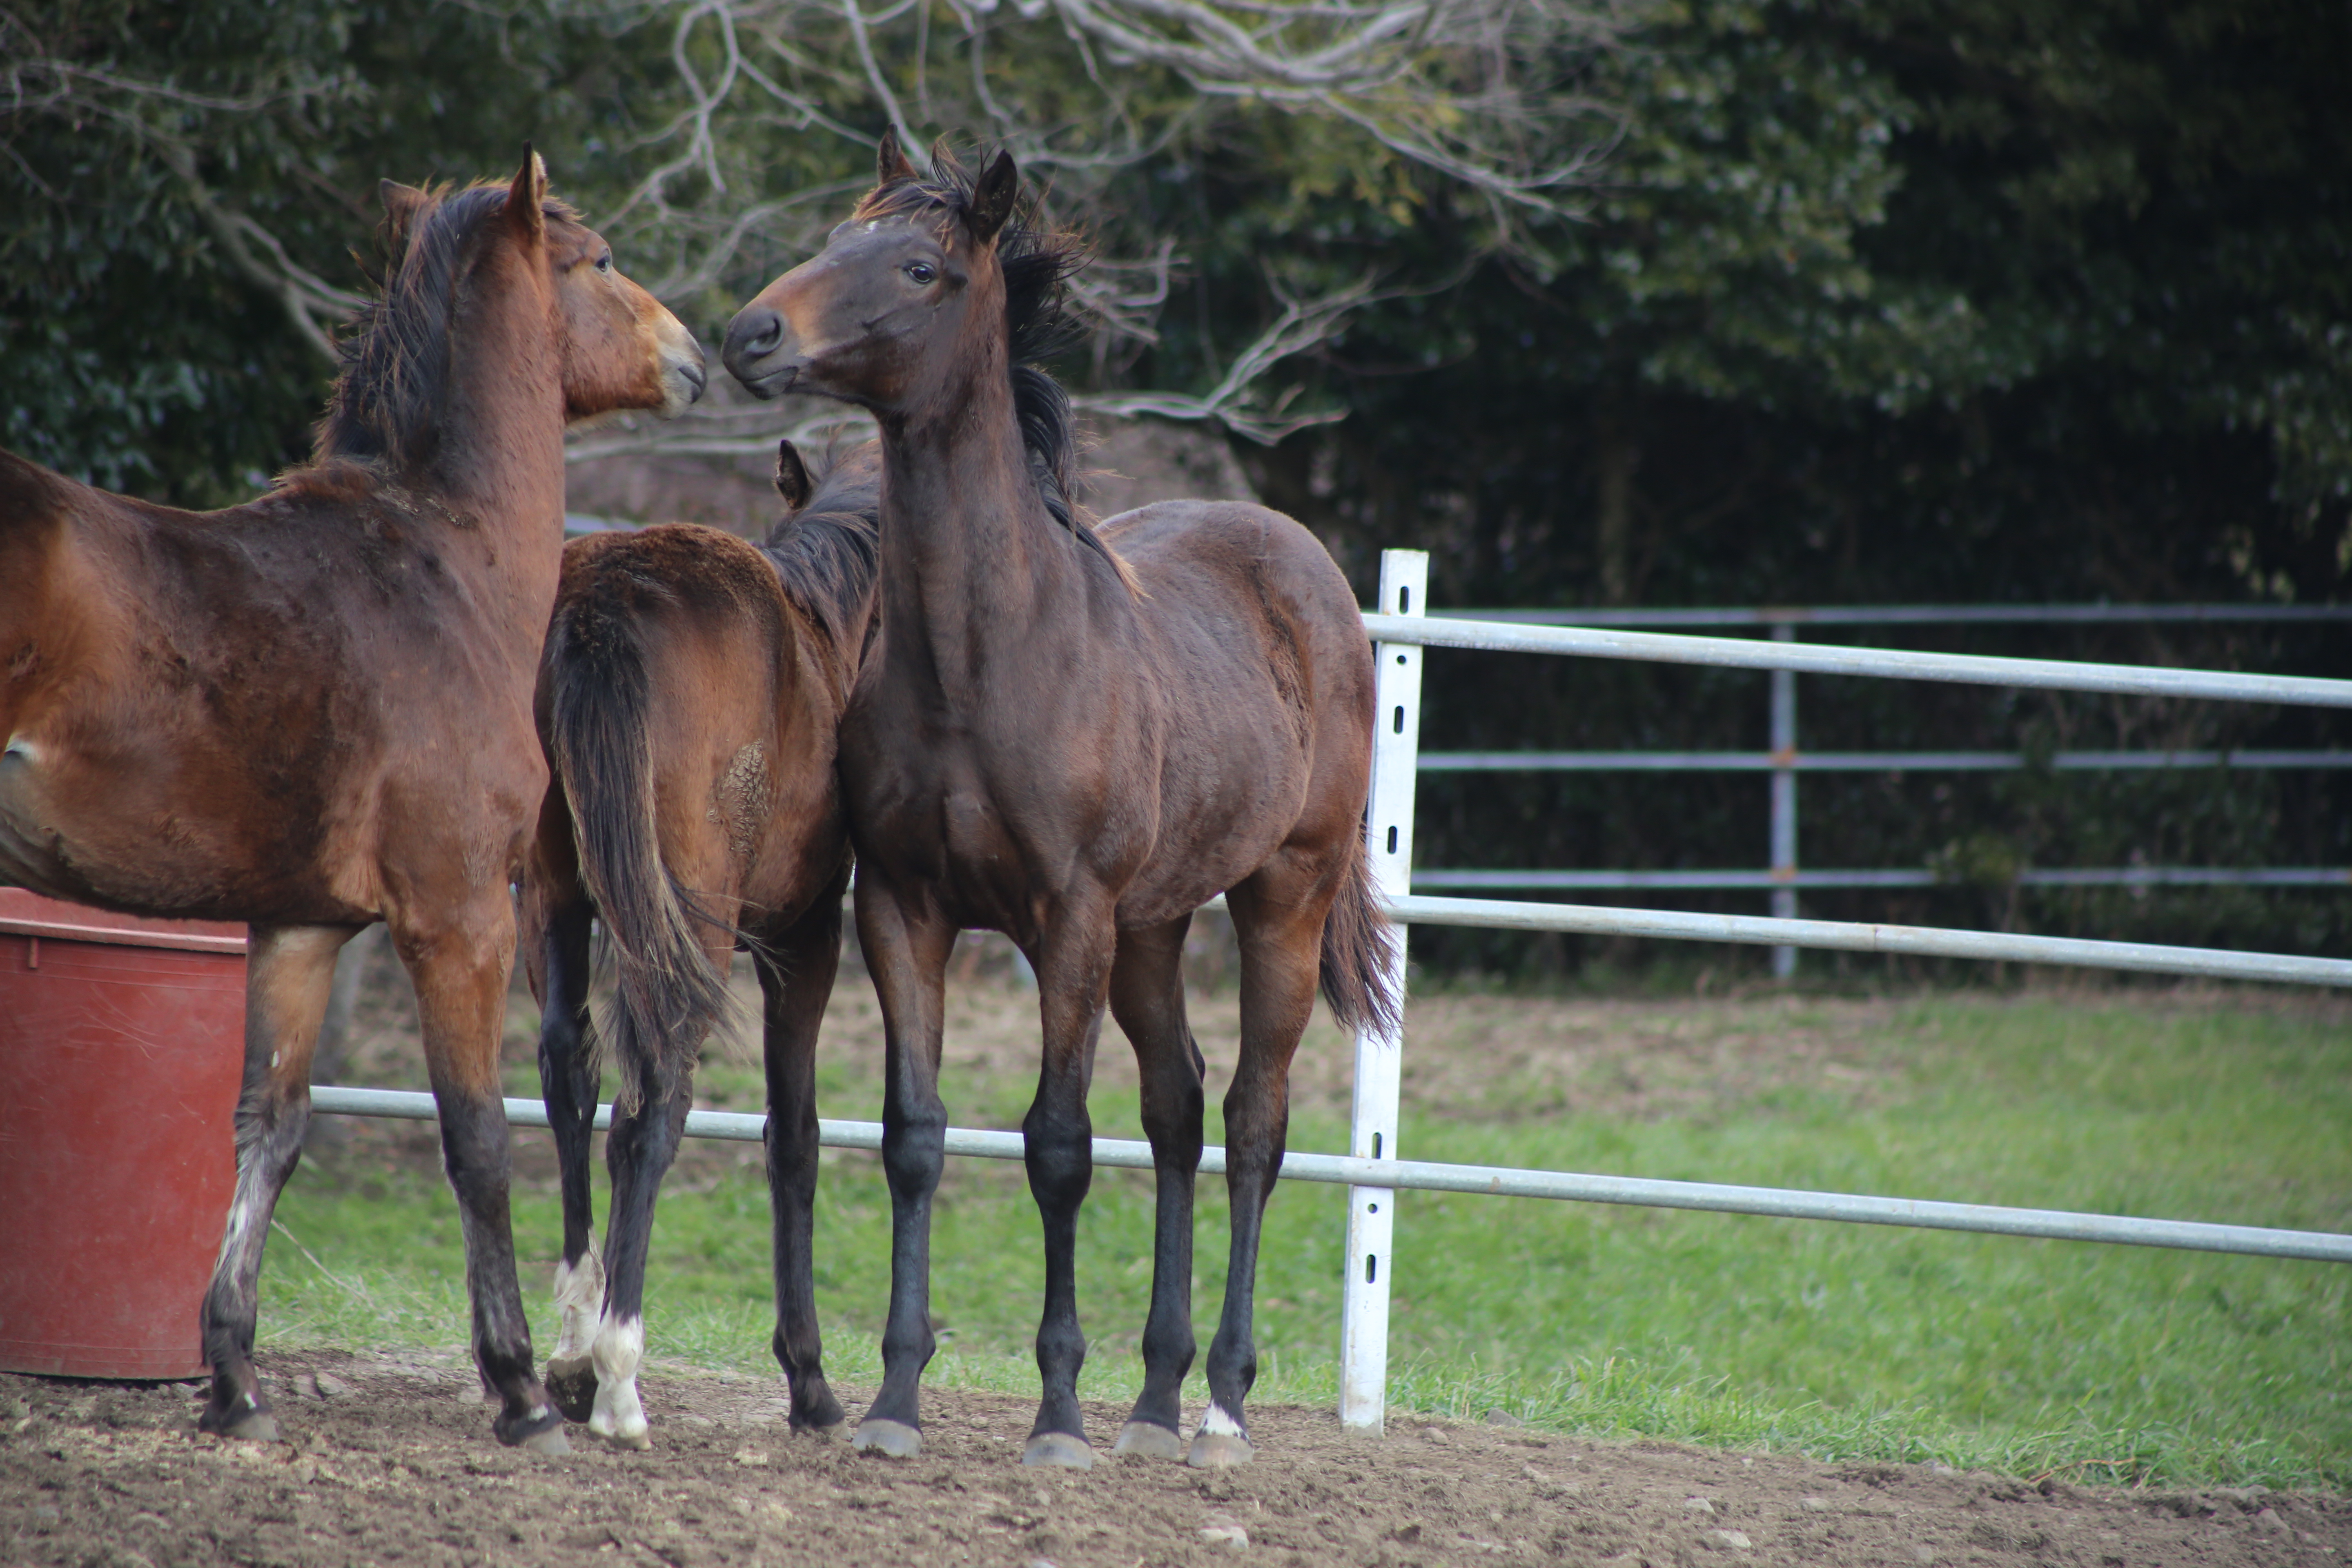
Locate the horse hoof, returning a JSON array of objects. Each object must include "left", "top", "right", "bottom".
[
  {"left": 1111, "top": 1420, "right": 1186, "bottom": 1461},
  {"left": 1025, "top": 1439, "right": 1096, "bottom": 1476},
  {"left": 545, "top": 1356, "right": 597, "bottom": 1424},
  {"left": 211, "top": 1409, "right": 282, "bottom": 1444},
  {"left": 518, "top": 1425, "right": 572, "bottom": 1458},
  {"left": 1188, "top": 1430, "right": 1254, "bottom": 1469},
  {"left": 588, "top": 1423, "right": 653, "bottom": 1452},
  {"left": 794, "top": 1415, "right": 849, "bottom": 1442},
  {"left": 1022, "top": 1431, "right": 1095, "bottom": 1470},
  {"left": 852, "top": 1418, "right": 922, "bottom": 1459}
]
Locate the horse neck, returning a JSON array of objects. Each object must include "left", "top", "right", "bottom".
[
  {"left": 875, "top": 349, "right": 1082, "bottom": 688},
  {"left": 417, "top": 254, "right": 570, "bottom": 606}
]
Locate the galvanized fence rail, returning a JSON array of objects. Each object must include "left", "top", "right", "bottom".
[
  {"left": 312, "top": 557, "right": 2352, "bottom": 1438},
  {"left": 1406, "top": 601, "right": 2352, "bottom": 977}
]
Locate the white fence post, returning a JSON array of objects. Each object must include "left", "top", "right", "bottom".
[{"left": 1341, "top": 548, "right": 1426, "bottom": 1434}]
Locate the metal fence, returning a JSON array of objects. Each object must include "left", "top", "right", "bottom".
[
  {"left": 1336, "top": 561, "right": 2352, "bottom": 1431},
  {"left": 1410, "top": 601, "right": 2352, "bottom": 978},
  {"left": 313, "top": 555, "right": 2352, "bottom": 1439}
]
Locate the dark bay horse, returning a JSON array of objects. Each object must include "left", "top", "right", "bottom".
[
  {"left": 0, "top": 151, "right": 705, "bottom": 1453},
  {"left": 521, "top": 438, "right": 882, "bottom": 1448},
  {"left": 722, "top": 138, "right": 1395, "bottom": 1469}
]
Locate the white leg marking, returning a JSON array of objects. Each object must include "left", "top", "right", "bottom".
[
  {"left": 587, "top": 1314, "right": 647, "bottom": 1443},
  {"left": 212, "top": 1163, "right": 270, "bottom": 1278},
  {"left": 1198, "top": 1403, "right": 1244, "bottom": 1438},
  {"left": 550, "top": 1245, "right": 606, "bottom": 1361}
]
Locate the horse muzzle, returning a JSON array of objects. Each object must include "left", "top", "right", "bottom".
[{"left": 722, "top": 306, "right": 800, "bottom": 400}]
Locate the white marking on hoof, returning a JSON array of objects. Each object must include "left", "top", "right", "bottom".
[
  {"left": 550, "top": 1247, "right": 606, "bottom": 1362},
  {"left": 1198, "top": 1402, "right": 1243, "bottom": 1437},
  {"left": 586, "top": 1314, "right": 648, "bottom": 1448}
]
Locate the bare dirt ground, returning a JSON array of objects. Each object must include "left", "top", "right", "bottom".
[{"left": 6, "top": 1350, "right": 2348, "bottom": 1568}]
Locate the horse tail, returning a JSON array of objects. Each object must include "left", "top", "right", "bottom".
[
  {"left": 541, "top": 590, "right": 733, "bottom": 1094},
  {"left": 1319, "top": 828, "right": 1402, "bottom": 1039}
]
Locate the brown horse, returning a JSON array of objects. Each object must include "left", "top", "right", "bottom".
[
  {"left": 721, "top": 138, "right": 1394, "bottom": 1469},
  {"left": 0, "top": 151, "right": 704, "bottom": 1453},
  {"left": 521, "top": 437, "right": 881, "bottom": 1448}
]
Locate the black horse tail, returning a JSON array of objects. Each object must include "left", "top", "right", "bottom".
[
  {"left": 542, "top": 594, "right": 733, "bottom": 1094},
  {"left": 1319, "top": 828, "right": 1402, "bottom": 1039}
]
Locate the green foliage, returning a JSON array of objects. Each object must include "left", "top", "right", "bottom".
[
  {"left": 0, "top": 0, "right": 657, "bottom": 503},
  {"left": 7, "top": 0, "right": 2346, "bottom": 967}
]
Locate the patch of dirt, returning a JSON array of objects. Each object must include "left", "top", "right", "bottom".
[{"left": 4, "top": 1354, "right": 2344, "bottom": 1568}]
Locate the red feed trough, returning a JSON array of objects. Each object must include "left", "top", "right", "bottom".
[{"left": 0, "top": 889, "right": 247, "bottom": 1379}]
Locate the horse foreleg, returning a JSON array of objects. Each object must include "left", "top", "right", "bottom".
[
  {"left": 1106, "top": 916, "right": 1203, "bottom": 1461},
  {"left": 758, "top": 890, "right": 849, "bottom": 1434},
  {"left": 850, "top": 883, "right": 954, "bottom": 1459},
  {"left": 531, "top": 894, "right": 603, "bottom": 1421},
  {"left": 1195, "top": 886, "right": 1324, "bottom": 1468},
  {"left": 1021, "top": 908, "right": 1117, "bottom": 1470},
  {"left": 403, "top": 902, "right": 566, "bottom": 1454},
  {"left": 199, "top": 925, "right": 352, "bottom": 1441}
]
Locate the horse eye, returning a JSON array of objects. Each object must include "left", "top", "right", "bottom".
[
  {"left": 595, "top": 252, "right": 613, "bottom": 273},
  {"left": 906, "top": 262, "right": 936, "bottom": 285}
]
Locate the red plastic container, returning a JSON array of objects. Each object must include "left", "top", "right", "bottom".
[{"left": 0, "top": 889, "right": 247, "bottom": 1379}]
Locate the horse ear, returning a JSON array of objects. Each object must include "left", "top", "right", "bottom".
[
  {"left": 378, "top": 180, "right": 430, "bottom": 247},
  {"left": 876, "top": 127, "right": 919, "bottom": 188},
  {"left": 969, "top": 149, "right": 1018, "bottom": 246},
  {"left": 773, "top": 439, "right": 812, "bottom": 511},
  {"left": 506, "top": 145, "right": 548, "bottom": 245}
]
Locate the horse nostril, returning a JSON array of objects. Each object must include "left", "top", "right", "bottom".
[
  {"left": 679, "top": 359, "right": 708, "bottom": 399},
  {"left": 724, "top": 307, "right": 785, "bottom": 380}
]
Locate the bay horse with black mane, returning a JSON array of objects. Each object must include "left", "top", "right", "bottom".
[
  {"left": 521, "top": 437, "right": 881, "bottom": 1448},
  {"left": 0, "top": 151, "right": 704, "bottom": 1453},
  {"left": 722, "top": 137, "right": 1394, "bottom": 1469}
]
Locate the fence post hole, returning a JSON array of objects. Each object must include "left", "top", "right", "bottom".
[
  {"left": 1769, "top": 623, "right": 1798, "bottom": 979},
  {"left": 1341, "top": 548, "right": 1426, "bottom": 1436}
]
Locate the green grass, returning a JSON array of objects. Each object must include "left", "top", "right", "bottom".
[{"left": 264, "top": 991, "right": 2350, "bottom": 1489}]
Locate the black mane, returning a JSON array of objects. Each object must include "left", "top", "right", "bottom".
[
  {"left": 854, "top": 147, "right": 1095, "bottom": 539},
  {"left": 311, "top": 183, "right": 569, "bottom": 474},
  {"left": 761, "top": 441, "right": 883, "bottom": 652}
]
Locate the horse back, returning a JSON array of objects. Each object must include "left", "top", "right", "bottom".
[
  {"left": 1095, "top": 498, "right": 1376, "bottom": 917},
  {"left": 540, "top": 525, "right": 846, "bottom": 926}
]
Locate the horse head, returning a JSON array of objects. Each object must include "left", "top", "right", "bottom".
[{"left": 720, "top": 133, "right": 1025, "bottom": 415}]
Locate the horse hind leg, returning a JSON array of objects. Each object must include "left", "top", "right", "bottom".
[
  {"left": 1105, "top": 915, "right": 1204, "bottom": 1462},
  {"left": 530, "top": 893, "right": 604, "bottom": 1423},
  {"left": 1193, "top": 871, "right": 1330, "bottom": 1468},
  {"left": 199, "top": 925, "right": 354, "bottom": 1442},
  {"left": 579, "top": 1022, "right": 693, "bottom": 1450},
  {"left": 401, "top": 899, "right": 568, "bottom": 1454}
]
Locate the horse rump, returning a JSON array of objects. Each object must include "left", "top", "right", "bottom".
[{"left": 539, "top": 581, "right": 734, "bottom": 1096}]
